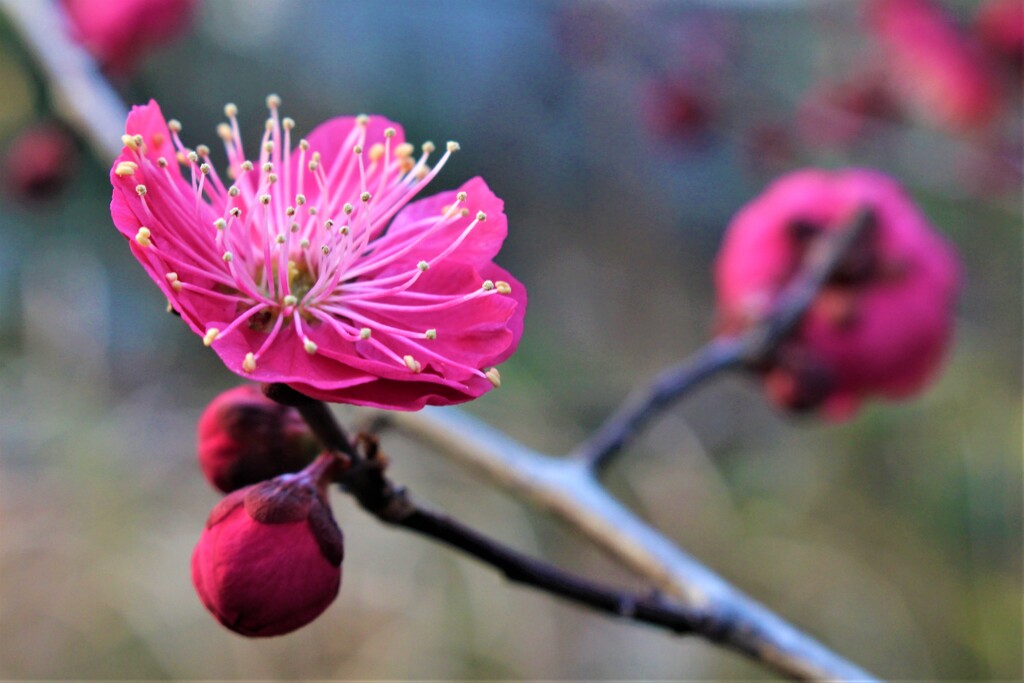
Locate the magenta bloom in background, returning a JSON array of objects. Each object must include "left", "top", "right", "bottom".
[
  {"left": 110, "top": 99, "right": 526, "bottom": 409},
  {"left": 865, "top": 0, "right": 1000, "bottom": 132},
  {"left": 715, "top": 168, "right": 961, "bottom": 419},
  {"left": 61, "top": 0, "right": 198, "bottom": 75}
]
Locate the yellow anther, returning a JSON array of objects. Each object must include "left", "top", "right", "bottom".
[
  {"left": 266, "top": 94, "right": 281, "bottom": 108},
  {"left": 395, "top": 142, "right": 414, "bottom": 158},
  {"left": 417, "top": 260, "right": 429, "bottom": 272},
  {"left": 295, "top": 193, "right": 306, "bottom": 205},
  {"left": 283, "top": 294, "right": 298, "bottom": 306},
  {"left": 241, "top": 160, "right": 254, "bottom": 172},
  {"left": 114, "top": 161, "right": 137, "bottom": 176},
  {"left": 260, "top": 194, "right": 271, "bottom": 205},
  {"left": 425, "top": 329, "right": 437, "bottom": 340},
  {"left": 446, "top": 141, "right": 460, "bottom": 153},
  {"left": 262, "top": 162, "right": 273, "bottom": 173},
  {"left": 384, "top": 127, "right": 397, "bottom": 138},
  {"left": 485, "top": 367, "right": 502, "bottom": 388},
  {"left": 482, "top": 280, "right": 495, "bottom": 291},
  {"left": 203, "top": 328, "right": 219, "bottom": 346},
  {"left": 267, "top": 173, "right": 278, "bottom": 184},
  {"left": 303, "top": 338, "right": 318, "bottom": 354},
  {"left": 495, "top": 280, "right": 512, "bottom": 295},
  {"left": 200, "top": 163, "right": 211, "bottom": 175},
  {"left": 228, "top": 186, "right": 240, "bottom": 197},
  {"left": 196, "top": 144, "right": 210, "bottom": 157},
  {"left": 324, "top": 219, "right": 335, "bottom": 229},
  {"left": 230, "top": 207, "right": 242, "bottom": 217},
  {"left": 222, "top": 251, "right": 233, "bottom": 262},
  {"left": 132, "top": 134, "right": 144, "bottom": 148},
  {"left": 369, "top": 143, "right": 384, "bottom": 161},
  {"left": 286, "top": 206, "right": 296, "bottom": 217},
  {"left": 171, "top": 280, "right": 182, "bottom": 292},
  {"left": 422, "top": 141, "right": 436, "bottom": 154},
  {"left": 263, "top": 141, "right": 274, "bottom": 153},
  {"left": 135, "top": 184, "right": 147, "bottom": 196},
  {"left": 224, "top": 103, "right": 238, "bottom": 118},
  {"left": 476, "top": 211, "right": 487, "bottom": 222},
  {"left": 399, "top": 157, "right": 415, "bottom": 173},
  {"left": 339, "top": 225, "right": 350, "bottom": 235},
  {"left": 299, "top": 139, "right": 309, "bottom": 151},
  {"left": 360, "top": 191, "right": 372, "bottom": 202},
  {"left": 356, "top": 114, "right": 369, "bottom": 126},
  {"left": 460, "top": 208, "right": 470, "bottom": 217},
  {"left": 157, "top": 157, "right": 168, "bottom": 168},
  {"left": 165, "top": 272, "right": 178, "bottom": 282},
  {"left": 403, "top": 355, "right": 422, "bottom": 373},
  {"left": 213, "top": 218, "right": 227, "bottom": 230},
  {"left": 359, "top": 327, "right": 372, "bottom": 339},
  {"left": 275, "top": 234, "right": 286, "bottom": 244},
  {"left": 168, "top": 119, "right": 182, "bottom": 133},
  {"left": 282, "top": 117, "right": 295, "bottom": 130},
  {"left": 299, "top": 238, "right": 310, "bottom": 249},
  {"left": 290, "top": 222, "right": 300, "bottom": 232},
  {"left": 353, "top": 144, "right": 363, "bottom": 155},
  {"left": 243, "top": 353, "right": 257, "bottom": 373},
  {"left": 217, "top": 123, "right": 232, "bottom": 140},
  {"left": 187, "top": 151, "right": 199, "bottom": 164},
  {"left": 121, "top": 134, "right": 137, "bottom": 149},
  {"left": 456, "top": 191, "right": 467, "bottom": 202},
  {"left": 343, "top": 203, "right": 354, "bottom": 215}
]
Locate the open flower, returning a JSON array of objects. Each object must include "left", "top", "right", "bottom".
[
  {"left": 714, "top": 168, "right": 961, "bottom": 419},
  {"left": 110, "top": 98, "right": 526, "bottom": 409}
]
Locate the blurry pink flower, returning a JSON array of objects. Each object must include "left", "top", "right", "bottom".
[
  {"left": 714, "top": 168, "right": 961, "bottom": 419},
  {"left": 975, "top": 0, "right": 1024, "bottom": 70},
  {"left": 192, "top": 453, "right": 343, "bottom": 637},
  {"left": 109, "top": 98, "right": 526, "bottom": 409},
  {"left": 197, "top": 384, "right": 319, "bottom": 493},
  {"left": 61, "top": 0, "right": 197, "bottom": 75},
  {"left": 641, "top": 78, "right": 715, "bottom": 144},
  {"left": 2, "top": 122, "right": 77, "bottom": 202},
  {"left": 796, "top": 73, "right": 898, "bottom": 150},
  {"left": 866, "top": 0, "right": 1000, "bottom": 132}
]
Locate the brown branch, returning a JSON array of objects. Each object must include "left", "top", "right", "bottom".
[{"left": 576, "top": 207, "right": 876, "bottom": 474}]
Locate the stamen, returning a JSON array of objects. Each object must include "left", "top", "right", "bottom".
[
  {"left": 303, "top": 337, "right": 318, "bottom": 354},
  {"left": 403, "top": 355, "right": 422, "bottom": 372},
  {"left": 115, "top": 161, "right": 137, "bottom": 176},
  {"left": 243, "top": 352, "right": 256, "bottom": 372},
  {"left": 485, "top": 367, "right": 501, "bottom": 388},
  {"left": 135, "top": 227, "right": 152, "bottom": 247},
  {"left": 203, "top": 328, "right": 219, "bottom": 346}
]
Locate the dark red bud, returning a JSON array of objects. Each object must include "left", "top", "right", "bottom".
[{"left": 197, "top": 384, "right": 320, "bottom": 493}]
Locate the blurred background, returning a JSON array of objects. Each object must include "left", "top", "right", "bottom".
[{"left": 0, "top": 0, "right": 1020, "bottom": 679}]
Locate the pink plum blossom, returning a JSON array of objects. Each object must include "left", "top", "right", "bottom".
[
  {"left": 865, "top": 0, "right": 1000, "bottom": 132},
  {"left": 60, "top": 0, "right": 198, "bottom": 76},
  {"left": 714, "top": 168, "right": 961, "bottom": 419},
  {"left": 110, "top": 98, "right": 525, "bottom": 410}
]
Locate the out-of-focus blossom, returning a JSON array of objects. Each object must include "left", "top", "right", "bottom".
[
  {"left": 192, "top": 453, "right": 343, "bottom": 637},
  {"left": 60, "top": 0, "right": 198, "bottom": 75},
  {"left": 641, "top": 78, "right": 716, "bottom": 145},
  {"left": 865, "top": 0, "right": 1000, "bottom": 132},
  {"left": 2, "top": 122, "right": 77, "bottom": 202},
  {"left": 975, "top": 0, "right": 1024, "bottom": 71},
  {"left": 796, "top": 73, "right": 898, "bottom": 150},
  {"left": 109, "top": 99, "right": 526, "bottom": 410},
  {"left": 197, "top": 384, "right": 319, "bottom": 493},
  {"left": 714, "top": 168, "right": 961, "bottom": 419}
]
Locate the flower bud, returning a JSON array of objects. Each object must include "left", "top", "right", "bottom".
[
  {"left": 197, "top": 384, "right": 319, "bottom": 493},
  {"left": 2, "top": 122, "right": 77, "bottom": 202},
  {"left": 191, "top": 454, "right": 344, "bottom": 637},
  {"left": 714, "top": 168, "right": 961, "bottom": 419}
]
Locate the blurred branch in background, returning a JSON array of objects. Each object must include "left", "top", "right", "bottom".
[
  {"left": 0, "top": 0, "right": 125, "bottom": 161},
  {"left": 576, "top": 208, "right": 874, "bottom": 474}
]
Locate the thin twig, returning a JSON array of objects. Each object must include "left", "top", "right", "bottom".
[
  {"left": 574, "top": 207, "right": 876, "bottom": 474},
  {"left": 265, "top": 387, "right": 766, "bottom": 668}
]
